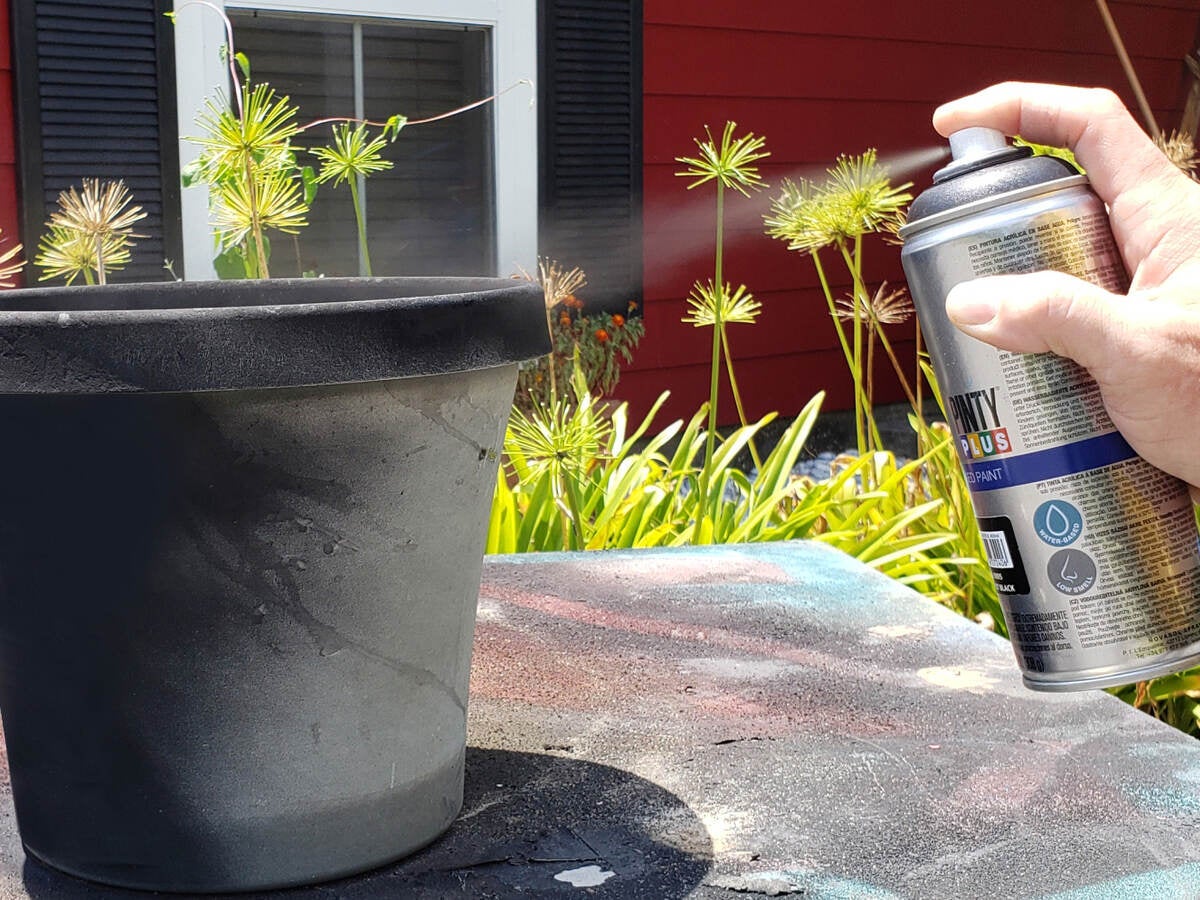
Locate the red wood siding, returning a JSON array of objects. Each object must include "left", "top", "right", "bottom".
[
  {"left": 0, "top": 0, "right": 18, "bottom": 287},
  {"left": 623, "top": 0, "right": 1200, "bottom": 426}
]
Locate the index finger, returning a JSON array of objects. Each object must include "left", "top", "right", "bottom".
[{"left": 931, "top": 81, "right": 1177, "bottom": 206}]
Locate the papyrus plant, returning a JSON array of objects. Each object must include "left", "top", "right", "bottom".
[
  {"left": 310, "top": 122, "right": 400, "bottom": 276},
  {"left": 189, "top": 79, "right": 308, "bottom": 279},
  {"left": 0, "top": 231, "right": 24, "bottom": 288},
  {"left": 764, "top": 150, "right": 912, "bottom": 459},
  {"left": 174, "top": 0, "right": 528, "bottom": 280},
  {"left": 35, "top": 178, "right": 147, "bottom": 286},
  {"left": 676, "top": 122, "right": 769, "bottom": 540}
]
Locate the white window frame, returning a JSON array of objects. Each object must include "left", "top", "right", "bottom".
[{"left": 172, "top": 0, "right": 537, "bottom": 281}]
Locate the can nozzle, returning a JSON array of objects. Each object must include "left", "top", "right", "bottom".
[
  {"left": 948, "top": 127, "right": 1009, "bottom": 162},
  {"left": 933, "top": 127, "right": 1025, "bottom": 182}
]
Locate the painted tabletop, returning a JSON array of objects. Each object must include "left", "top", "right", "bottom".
[{"left": 4, "top": 541, "right": 1200, "bottom": 898}]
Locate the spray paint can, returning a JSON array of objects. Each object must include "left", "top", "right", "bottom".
[{"left": 899, "top": 127, "right": 1200, "bottom": 691}]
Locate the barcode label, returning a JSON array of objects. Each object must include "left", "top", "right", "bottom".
[{"left": 981, "top": 530, "right": 1014, "bottom": 569}]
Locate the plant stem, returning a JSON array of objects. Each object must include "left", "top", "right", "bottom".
[
  {"left": 695, "top": 183, "right": 726, "bottom": 544},
  {"left": 300, "top": 78, "right": 535, "bottom": 135},
  {"left": 811, "top": 250, "right": 855, "bottom": 373},
  {"left": 811, "top": 248, "right": 874, "bottom": 452},
  {"left": 915, "top": 323, "right": 924, "bottom": 426},
  {"left": 705, "top": 185, "right": 725, "bottom": 470},
  {"left": 840, "top": 240, "right": 866, "bottom": 456},
  {"left": 720, "top": 325, "right": 762, "bottom": 471},
  {"left": 348, "top": 174, "right": 372, "bottom": 276},
  {"left": 242, "top": 151, "right": 269, "bottom": 279},
  {"left": 867, "top": 321, "right": 876, "bottom": 420},
  {"left": 873, "top": 318, "right": 920, "bottom": 412},
  {"left": 840, "top": 237, "right": 884, "bottom": 458},
  {"left": 544, "top": 307, "right": 558, "bottom": 404},
  {"left": 94, "top": 234, "right": 106, "bottom": 285},
  {"left": 561, "top": 466, "right": 587, "bottom": 550}
]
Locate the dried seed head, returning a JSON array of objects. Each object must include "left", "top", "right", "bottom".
[
  {"left": 516, "top": 257, "right": 588, "bottom": 310},
  {"left": 1154, "top": 129, "right": 1199, "bottom": 180}
]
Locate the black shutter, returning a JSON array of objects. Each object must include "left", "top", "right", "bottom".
[
  {"left": 539, "top": 0, "right": 642, "bottom": 313},
  {"left": 11, "top": 0, "right": 183, "bottom": 284}
]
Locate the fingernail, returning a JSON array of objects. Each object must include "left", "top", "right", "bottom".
[{"left": 946, "top": 285, "right": 996, "bottom": 326}]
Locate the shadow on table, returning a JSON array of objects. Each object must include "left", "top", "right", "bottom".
[{"left": 22, "top": 747, "right": 713, "bottom": 899}]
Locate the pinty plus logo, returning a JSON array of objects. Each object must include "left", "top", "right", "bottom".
[{"left": 947, "top": 387, "right": 1012, "bottom": 460}]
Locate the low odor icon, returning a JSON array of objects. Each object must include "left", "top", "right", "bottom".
[{"left": 1047, "top": 549, "right": 1097, "bottom": 595}]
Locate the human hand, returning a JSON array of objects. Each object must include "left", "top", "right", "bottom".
[{"left": 932, "top": 82, "right": 1200, "bottom": 495}]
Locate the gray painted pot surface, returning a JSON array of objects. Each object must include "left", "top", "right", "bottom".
[{"left": 0, "top": 277, "right": 547, "bottom": 891}]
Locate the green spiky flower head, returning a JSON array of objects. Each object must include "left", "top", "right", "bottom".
[
  {"left": 311, "top": 122, "right": 394, "bottom": 187},
  {"left": 676, "top": 122, "right": 770, "bottom": 197}
]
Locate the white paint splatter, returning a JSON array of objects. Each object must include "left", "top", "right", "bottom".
[
  {"left": 916, "top": 666, "right": 998, "bottom": 693},
  {"left": 867, "top": 624, "right": 929, "bottom": 640},
  {"left": 554, "top": 865, "right": 615, "bottom": 887}
]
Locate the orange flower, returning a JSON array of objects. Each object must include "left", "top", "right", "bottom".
[
  {"left": 627, "top": 300, "right": 638, "bottom": 312},
  {"left": 594, "top": 328, "right": 610, "bottom": 343},
  {"left": 563, "top": 294, "right": 583, "bottom": 310},
  {"left": 559, "top": 312, "right": 571, "bottom": 326},
  {"left": 611, "top": 314, "right": 625, "bottom": 328}
]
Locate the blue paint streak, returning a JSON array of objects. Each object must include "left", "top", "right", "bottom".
[
  {"left": 963, "top": 431, "right": 1136, "bottom": 492},
  {"left": 1042, "top": 862, "right": 1200, "bottom": 900}
]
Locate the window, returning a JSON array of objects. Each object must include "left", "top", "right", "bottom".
[
  {"left": 174, "top": 0, "right": 536, "bottom": 281},
  {"left": 228, "top": 11, "right": 493, "bottom": 277}
]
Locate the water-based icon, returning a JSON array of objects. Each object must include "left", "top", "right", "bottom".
[{"left": 1034, "top": 499, "right": 1084, "bottom": 547}]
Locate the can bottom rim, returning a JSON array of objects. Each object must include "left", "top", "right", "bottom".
[{"left": 1023, "top": 647, "right": 1200, "bottom": 692}]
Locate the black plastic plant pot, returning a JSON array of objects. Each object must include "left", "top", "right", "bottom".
[{"left": 0, "top": 276, "right": 548, "bottom": 892}]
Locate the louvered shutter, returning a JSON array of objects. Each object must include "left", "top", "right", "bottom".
[
  {"left": 539, "top": 1, "right": 642, "bottom": 313},
  {"left": 12, "top": 0, "right": 183, "bottom": 284}
]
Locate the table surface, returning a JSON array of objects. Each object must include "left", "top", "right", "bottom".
[{"left": 4, "top": 541, "right": 1200, "bottom": 899}]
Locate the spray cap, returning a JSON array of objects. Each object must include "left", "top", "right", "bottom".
[{"left": 933, "top": 127, "right": 1027, "bottom": 182}]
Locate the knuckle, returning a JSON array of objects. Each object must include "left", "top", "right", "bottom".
[{"left": 1086, "top": 87, "right": 1123, "bottom": 116}]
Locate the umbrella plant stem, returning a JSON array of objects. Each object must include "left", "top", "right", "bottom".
[{"left": 348, "top": 175, "right": 373, "bottom": 277}]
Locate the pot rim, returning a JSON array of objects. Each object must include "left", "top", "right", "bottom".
[{"left": 0, "top": 276, "right": 551, "bottom": 393}]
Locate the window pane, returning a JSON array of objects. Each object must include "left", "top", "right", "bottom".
[{"left": 228, "top": 11, "right": 495, "bottom": 278}]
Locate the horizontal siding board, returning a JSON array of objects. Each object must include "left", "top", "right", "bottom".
[
  {"left": 644, "top": 28, "right": 1183, "bottom": 104},
  {"left": 644, "top": 95, "right": 953, "bottom": 166},
  {"left": 614, "top": 348, "right": 895, "bottom": 424},
  {"left": 0, "top": 164, "right": 21, "bottom": 266},
  {"left": 0, "top": 71, "right": 12, "bottom": 166},
  {"left": 643, "top": 0, "right": 1195, "bottom": 60},
  {"left": 0, "top": 0, "right": 8, "bottom": 72}
]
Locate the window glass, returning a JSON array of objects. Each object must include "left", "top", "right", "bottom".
[{"left": 228, "top": 11, "right": 494, "bottom": 278}]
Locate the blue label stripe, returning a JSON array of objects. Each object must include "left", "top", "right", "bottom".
[{"left": 962, "top": 431, "right": 1137, "bottom": 492}]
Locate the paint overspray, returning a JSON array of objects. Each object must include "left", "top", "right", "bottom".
[{"left": 645, "top": 144, "right": 950, "bottom": 286}]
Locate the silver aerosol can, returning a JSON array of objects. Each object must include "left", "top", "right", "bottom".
[{"left": 899, "top": 127, "right": 1200, "bottom": 691}]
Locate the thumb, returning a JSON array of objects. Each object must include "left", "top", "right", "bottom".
[{"left": 944, "top": 271, "right": 1123, "bottom": 371}]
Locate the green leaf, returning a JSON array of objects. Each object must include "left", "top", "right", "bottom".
[
  {"left": 301, "top": 165, "right": 319, "bottom": 206},
  {"left": 384, "top": 114, "right": 408, "bottom": 141},
  {"left": 180, "top": 157, "right": 204, "bottom": 189},
  {"left": 213, "top": 243, "right": 248, "bottom": 280}
]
